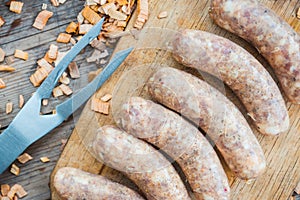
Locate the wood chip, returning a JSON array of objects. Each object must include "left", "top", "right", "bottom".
[
  {"left": 65, "top": 21, "right": 78, "bottom": 33},
  {"left": 58, "top": 0, "right": 67, "bottom": 4},
  {"left": 40, "top": 157, "right": 50, "bottom": 163},
  {"left": 13, "top": 184, "right": 27, "bottom": 199},
  {"left": 42, "top": 99, "right": 49, "bottom": 106},
  {"left": 117, "top": 20, "right": 127, "bottom": 27},
  {"left": 56, "top": 33, "right": 72, "bottom": 43},
  {"left": 14, "top": 49, "right": 28, "bottom": 61},
  {"left": 6, "top": 102, "right": 13, "bottom": 114},
  {"left": 295, "top": 181, "right": 300, "bottom": 194},
  {"left": 79, "top": 24, "right": 93, "bottom": 34},
  {"left": 54, "top": 51, "right": 68, "bottom": 66},
  {"left": 86, "top": 0, "right": 98, "bottom": 6},
  {"left": 9, "top": 1, "right": 23, "bottom": 14},
  {"left": 50, "top": 0, "right": 59, "bottom": 6},
  {"left": 10, "top": 164, "right": 20, "bottom": 176},
  {"left": 7, "top": 189, "right": 16, "bottom": 200},
  {"left": 297, "top": 7, "right": 300, "bottom": 19},
  {"left": 33, "top": 10, "right": 53, "bottom": 30},
  {"left": 0, "top": 78, "right": 6, "bottom": 89},
  {"left": 5, "top": 56, "right": 14, "bottom": 65},
  {"left": 68, "top": 61, "right": 80, "bottom": 79},
  {"left": 81, "top": 6, "right": 102, "bottom": 25},
  {"left": 17, "top": 153, "right": 32, "bottom": 164},
  {"left": 100, "top": 94, "right": 112, "bottom": 102},
  {"left": 91, "top": 97, "right": 110, "bottom": 114},
  {"left": 158, "top": 11, "right": 168, "bottom": 19},
  {"left": 70, "top": 37, "right": 76, "bottom": 45},
  {"left": 77, "top": 12, "right": 84, "bottom": 24},
  {"left": 116, "top": 0, "right": 128, "bottom": 6},
  {"left": 38, "top": 58, "right": 54, "bottom": 73},
  {"left": 42, "top": 3, "right": 47, "bottom": 10},
  {"left": 19, "top": 94, "right": 24, "bottom": 108},
  {"left": 134, "top": 0, "right": 148, "bottom": 29},
  {"left": 30, "top": 67, "right": 48, "bottom": 87},
  {"left": 59, "top": 76, "right": 70, "bottom": 85},
  {"left": 101, "top": 3, "right": 116, "bottom": 14},
  {"left": 60, "top": 139, "right": 68, "bottom": 151},
  {"left": 87, "top": 49, "right": 108, "bottom": 63},
  {"left": 107, "top": 9, "right": 127, "bottom": 20},
  {"left": 0, "top": 48, "right": 5, "bottom": 62},
  {"left": 90, "top": 39, "right": 106, "bottom": 51},
  {"left": 59, "top": 84, "right": 73, "bottom": 95},
  {"left": 1, "top": 184, "right": 10, "bottom": 196},
  {"left": 0, "top": 65, "right": 15, "bottom": 72},
  {"left": 0, "top": 16, "right": 5, "bottom": 27},
  {"left": 53, "top": 86, "right": 64, "bottom": 97},
  {"left": 47, "top": 44, "right": 58, "bottom": 60}
]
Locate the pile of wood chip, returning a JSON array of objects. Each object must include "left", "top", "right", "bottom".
[{"left": 1, "top": 184, "right": 27, "bottom": 199}]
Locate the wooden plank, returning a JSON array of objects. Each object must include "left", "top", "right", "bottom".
[{"left": 44, "top": 0, "right": 299, "bottom": 199}]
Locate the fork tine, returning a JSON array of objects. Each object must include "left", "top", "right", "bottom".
[{"left": 37, "top": 18, "right": 105, "bottom": 99}]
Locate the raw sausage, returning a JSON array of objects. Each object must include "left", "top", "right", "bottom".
[
  {"left": 172, "top": 29, "right": 289, "bottom": 135},
  {"left": 210, "top": 0, "right": 300, "bottom": 103},
  {"left": 147, "top": 67, "right": 266, "bottom": 180},
  {"left": 117, "top": 96, "right": 230, "bottom": 200},
  {"left": 93, "top": 125, "right": 191, "bottom": 200},
  {"left": 54, "top": 167, "right": 145, "bottom": 200}
]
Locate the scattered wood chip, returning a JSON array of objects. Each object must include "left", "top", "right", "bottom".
[
  {"left": 91, "top": 97, "right": 110, "bottom": 114},
  {"left": 7, "top": 188, "right": 16, "bottom": 200},
  {"left": 53, "top": 86, "right": 64, "bottom": 97},
  {"left": 82, "top": 6, "right": 102, "bottom": 24},
  {"left": 158, "top": 11, "right": 168, "bottom": 19},
  {"left": 10, "top": 164, "right": 20, "bottom": 176},
  {"left": 108, "top": 9, "right": 127, "bottom": 21},
  {"left": 68, "top": 61, "right": 80, "bottom": 79},
  {"left": 65, "top": 21, "right": 78, "bottom": 33},
  {"left": 54, "top": 51, "right": 68, "bottom": 66},
  {"left": 56, "top": 33, "right": 72, "bottom": 43},
  {"left": 13, "top": 184, "right": 27, "bottom": 199},
  {"left": 42, "top": 99, "right": 49, "bottom": 106},
  {"left": 17, "top": 153, "right": 32, "bottom": 164},
  {"left": 42, "top": 3, "right": 48, "bottom": 10},
  {"left": 77, "top": 12, "right": 84, "bottom": 24},
  {"left": 30, "top": 67, "right": 48, "bottom": 87},
  {"left": 50, "top": 0, "right": 59, "bottom": 6},
  {"left": 100, "top": 94, "right": 112, "bottom": 102},
  {"left": 60, "top": 139, "right": 68, "bottom": 151},
  {"left": 59, "top": 84, "right": 73, "bottom": 95},
  {"left": 40, "top": 157, "right": 50, "bottom": 163},
  {"left": 44, "top": 52, "right": 55, "bottom": 64},
  {"left": 90, "top": 39, "right": 106, "bottom": 51},
  {"left": 6, "top": 102, "right": 13, "bottom": 114},
  {"left": 70, "top": 37, "right": 77, "bottom": 45},
  {"left": 5, "top": 56, "right": 14, "bottom": 65},
  {"left": 37, "top": 59, "right": 54, "bottom": 73},
  {"left": 0, "top": 78, "right": 6, "bottom": 89},
  {"left": 0, "top": 16, "right": 5, "bottom": 27},
  {"left": 134, "top": 0, "right": 148, "bottom": 29},
  {"left": 295, "top": 181, "right": 300, "bottom": 194},
  {"left": 33, "top": 10, "right": 53, "bottom": 30},
  {"left": 297, "top": 7, "right": 300, "bottom": 19},
  {"left": 0, "top": 65, "right": 15, "bottom": 72},
  {"left": 14, "top": 49, "right": 28, "bottom": 61},
  {"left": 58, "top": 0, "right": 67, "bottom": 4},
  {"left": 47, "top": 44, "right": 58, "bottom": 60},
  {"left": 87, "top": 49, "right": 108, "bottom": 63},
  {"left": 19, "top": 94, "right": 24, "bottom": 108},
  {"left": 59, "top": 76, "right": 70, "bottom": 85},
  {"left": 1, "top": 184, "right": 10, "bottom": 196},
  {"left": 79, "top": 24, "right": 93, "bottom": 34},
  {"left": 9, "top": 1, "right": 24, "bottom": 14}
]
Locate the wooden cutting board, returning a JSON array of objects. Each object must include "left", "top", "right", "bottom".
[{"left": 50, "top": 0, "right": 300, "bottom": 199}]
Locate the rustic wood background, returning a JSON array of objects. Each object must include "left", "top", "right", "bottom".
[
  {"left": 0, "top": 0, "right": 113, "bottom": 199},
  {"left": 0, "top": 0, "right": 300, "bottom": 200}
]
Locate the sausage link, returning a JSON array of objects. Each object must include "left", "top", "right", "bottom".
[
  {"left": 117, "top": 96, "right": 230, "bottom": 200},
  {"left": 147, "top": 67, "right": 266, "bottom": 180},
  {"left": 54, "top": 167, "right": 145, "bottom": 200},
  {"left": 93, "top": 125, "right": 191, "bottom": 200},
  {"left": 172, "top": 29, "right": 289, "bottom": 135},
  {"left": 210, "top": 0, "right": 300, "bottom": 103}
]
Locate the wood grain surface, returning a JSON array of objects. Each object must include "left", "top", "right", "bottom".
[
  {"left": 50, "top": 0, "right": 300, "bottom": 200},
  {"left": 0, "top": 1, "right": 115, "bottom": 199}
]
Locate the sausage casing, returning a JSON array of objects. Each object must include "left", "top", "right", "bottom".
[
  {"left": 147, "top": 67, "right": 266, "bottom": 180},
  {"left": 93, "top": 125, "right": 191, "bottom": 200},
  {"left": 54, "top": 167, "right": 145, "bottom": 200},
  {"left": 117, "top": 96, "right": 230, "bottom": 200},
  {"left": 172, "top": 29, "right": 289, "bottom": 135},
  {"left": 210, "top": 0, "right": 300, "bottom": 103}
]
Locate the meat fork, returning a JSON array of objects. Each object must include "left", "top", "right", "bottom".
[{"left": 0, "top": 18, "right": 133, "bottom": 173}]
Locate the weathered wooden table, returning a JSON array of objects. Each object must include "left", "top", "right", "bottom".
[{"left": 0, "top": 1, "right": 106, "bottom": 199}]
